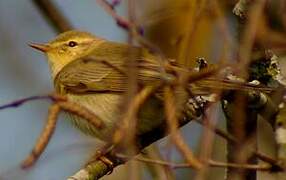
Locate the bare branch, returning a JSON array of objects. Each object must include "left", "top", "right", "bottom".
[
  {"left": 116, "top": 153, "right": 272, "bottom": 171},
  {"left": 164, "top": 86, "right": 202, "bottom": 169}
]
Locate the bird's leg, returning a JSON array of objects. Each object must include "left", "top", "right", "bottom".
[
  {"left": 86, "top": 144, "right": 115, "bottom": 174},
  {"left": 21, "top": 103, "right": 60, "bottom": 168}
]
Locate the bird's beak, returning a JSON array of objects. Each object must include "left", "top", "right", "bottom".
[{"left": 28, "top": 43, "right": 50, "bottom": 53}]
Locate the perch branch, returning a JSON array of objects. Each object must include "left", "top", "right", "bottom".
[{"left": 115, "top": 154, "right": 271, "bottom": 171}]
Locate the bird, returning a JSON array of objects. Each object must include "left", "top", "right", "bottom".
[
  {"left": 26, "top": 30, "right": 276, "bottom": 173},
  {"left": 29, "top": 30, "right": 179, "bottom": 142},
  {"left": 29, "top": 30, "right": 273, "bottom": 141}
]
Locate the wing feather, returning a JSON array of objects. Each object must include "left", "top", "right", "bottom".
[{"left": 54, "top": 42, "right": 166, "bottom": 94}]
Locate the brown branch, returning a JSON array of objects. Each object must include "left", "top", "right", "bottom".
[
  {"left": 142, "top": 146, "right": 175, "bottom": 180},
  {"left": 32, "top": 0, "right": 73, "bottom": 33},
  {"left": 68, "top": 153, "right": 124, "bottom": 180},
  {"left": 96, "top": 0, "right": 138, "bottom": 32},
  {"left": 238, "top": 0, "right": 267, "bottom": 78},
  {"left": 21, "top": 103, "right": 60, "bottom": 168},
  {"left": 96, "top": 0, "right": 167, "bottom": 68},
  {"left": 194, "top": 119, "right": 283, "bottom": 170},
  {"left": 112, "top": 86, "right": 158, "bottom": 145},
  {"left": 164, "top": 86, "right": 202, "bottom": 169},
  {"left": 19, "top": 95, "right": 104, "bottom": 168},
  {"left": 67, "top": 85, "right": 200, "bottom": 179},
  {"left": 208, "top": 160, "right": 271, "bottom": 171},
  {"left": 57, "top": 101, "right": 104, "bottom": 129},
  {"left": 116, "top": 154, "right": 271, "bottom": 171},
  {"left": 195, "top": 104, "right": 219, "bottom": 180}
]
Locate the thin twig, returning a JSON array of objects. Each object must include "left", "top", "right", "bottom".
[
  {"left": 21, "top": 103, "right": 60, "bottom": 168},
  {"left": 57, "top": 101, "right": 104, "bottom": 129},
  {"left": 164, "top": 86, "right": 202, "bottom": 169},
  {"left": 116, "top": 153, "right": 272, "bottom": 171},
  {"left": 194, "top": 119, "right": 282, "bottom": 168},
  {"left": 96, "top": 0, "right": 140, "bottom": 33},
  {"left": 142, "top": 146, "right": 175, "bottom": 180},
  {"left": 3, "top": 93, "right": 104, "bottom": 169},
  {"left": 0, "top": 94, "right": 66, "bottom": 110},
  {"left": 208, "top": 160, "right": 271, "bottom": 171},
  {"left": 238, "top": 0, "right": 267, "bottom": 78},
  {"left": 195, "top": 104, "right": 220, "bottom": 180},
  {"left": 96, "top": 0, "right": 167, "bottom": 74},
  {"left": 113, "top": 86, "right": 158, "bottom": 144},
  {"left": 0, "top": 93, "right": 104, "bottom": 129}
]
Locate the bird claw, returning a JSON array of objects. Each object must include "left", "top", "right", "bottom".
[
  {"left": 86, "top": 144, "right": 115, "bottom": 175},
  {"left": 98, "top": 156, "right": 114, "bottom": 175}
]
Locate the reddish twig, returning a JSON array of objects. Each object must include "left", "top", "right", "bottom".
[
  {"left": 96, "top": 0, "right": 167, "bottom": 66},
  {"left": 0, "top": 94, "right": 66, "bottom": 110},
  {"left": 96, "top": 0, "right": 142, "bottom": 34}
]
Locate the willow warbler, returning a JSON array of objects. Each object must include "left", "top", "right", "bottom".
[
  {"left": 29, "top": 30, "right": 178, "bottom": 141},
  {"left": 29, "top": 30, "right": 271, "bottom": 142}
]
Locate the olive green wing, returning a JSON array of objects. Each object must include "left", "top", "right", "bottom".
[
  {"left": 54, "top": 55, "right": 165, "bottom": 93},
  {"left": 54, "top": 56, "right": 126, "bottom": 93}
]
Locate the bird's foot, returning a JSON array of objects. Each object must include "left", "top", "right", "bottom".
[{"left": 86, "top": 144, "right": 115, "bottom": 174}]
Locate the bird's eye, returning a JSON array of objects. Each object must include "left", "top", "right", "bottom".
[{"left": 68, "top": 41, "right": 77, "bottom": 47}]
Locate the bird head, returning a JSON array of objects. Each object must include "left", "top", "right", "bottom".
[{"left": 29, "top": 30, "right": 104, "bottom": 78}]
